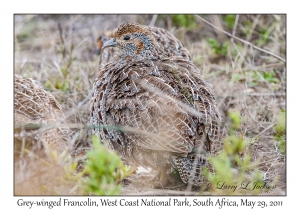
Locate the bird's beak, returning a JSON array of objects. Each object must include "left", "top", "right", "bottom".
[{"left": 102, "top": 38, "right": 118, "bottom": 50}]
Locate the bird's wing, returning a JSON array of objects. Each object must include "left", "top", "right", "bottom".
[
  {"left": 92, "top": 64, "right": 201, "bottom": 156},
  {"left": 160, "top": 58, "right": 220, "bottom": 144},
  {"left": 92, "top": 58, "right": 220, "bottom": 155}
]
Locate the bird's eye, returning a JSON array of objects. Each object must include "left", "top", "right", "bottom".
[{"left": 124, "top": 35, "right": 130, "bottom": 40}]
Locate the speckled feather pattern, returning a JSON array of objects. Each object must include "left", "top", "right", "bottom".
[
  {"left": 98, "top": 25, "right": 191, "bottom": 67},
  {"left": 91, "top": 23, "right": 220, "bottom": 186},
  {"left": 14, "top": 74, "right": 68, "bottom": 152}
]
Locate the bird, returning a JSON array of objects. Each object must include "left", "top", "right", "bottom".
[
  {"left": 14, "top": 74, "right": 68, "bottom": 154},
  {"left": 96, "top": 25, "right": 191, "bottom": 67},
  {"left": 90, "top": 23, "right": 220, "bottom": 186},
  {"left": 95, "top": 30, "right": 118, "bottom": 67}
]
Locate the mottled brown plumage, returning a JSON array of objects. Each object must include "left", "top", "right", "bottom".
[
  {"left": 14, "top": 74, "right": 68, "bottom": 153},
  {"left": 97, "top": 25, "right": 190, "bottom": 67},
  {"left": 90, "top": 23, "right": 220, "bottom": 186}
]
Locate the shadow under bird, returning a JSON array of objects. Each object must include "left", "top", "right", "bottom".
[{"left": 90, "top": 23, "right": 220, "bottom": 186}]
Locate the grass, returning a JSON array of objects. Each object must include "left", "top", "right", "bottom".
[
  {"left": 14, "top": 14, "right": 286, "bottom": 195},
  {"left": 83, "top": 135, "right": 134, "bottom": 195},
  {"left": 203, "top": 110, "right": 266, "bottom": 195},
  {"left": 14, "top": 134, "right": 133, "bottom": 195}
]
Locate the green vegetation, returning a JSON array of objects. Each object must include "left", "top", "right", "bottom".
[
  {"left": 207, "top": 38, "right": 229, "bottom": 56},
  {"left": 170, "top": 15, "right": 197, "bottom": 29},
  {"left": 82, "top": 135, "right": 134, "bottom": 195},
  {"left": 15, "top": 135, "right": 133, "bottom": 195},
  {"left": 203, "top": 111, "right": 265, "bottom": 195},
  {"left": 45, "top": 77, "right": 70, "bottom": 91},
  {"left": 275, "top": 110, "right": 286, "bottom": 154},
  {"left": 230, "top": 69, "right": 280, "bottom": 89},
  {"left": 15, "top": 145, "right": 84, "bottom": 195},
  {"left": 223, "top": 15, "right": 236, "bottom": 30},
  {"left": 15, "top": 14, "right": 286, "bottom": 195},
  {"left": 158, "top": 15, "right": 197, "bottom": 29}
]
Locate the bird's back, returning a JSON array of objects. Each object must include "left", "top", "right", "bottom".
[{"left": 14, "top": 74, "right": 68, "bottom": 153}]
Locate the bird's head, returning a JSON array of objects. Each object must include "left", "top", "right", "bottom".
[
  {"left": 94, "top": 35, "right": 107, "bottom": 55},
  {"left": 102, "top": 23, "right": 155, "bottom": 58}
]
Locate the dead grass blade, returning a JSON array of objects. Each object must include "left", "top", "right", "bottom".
[{"left": 195, "top": 15, "right": 286, "bottom": 63}]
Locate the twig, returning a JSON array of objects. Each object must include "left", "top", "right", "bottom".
[
  {"left": 66, "top": 19, "right": 75, "bottom": 70},
  {"left": 150, "top": 14, "right": 158, "bottom": 26},
  {"left": 241, "top": 102, "right": 258, "bottom": 124},
  {"left": 217, "top": 85, "right": 233, "bottom": 111},
  {"left": 57, "top": 22, "right": 66, "bottom": 58},
  {"left": 259, "top": 123, "right": 274, "bottom": 135},
  {"left": 231, "top": 14, "right": 239, "bottom": 39},
  {"left": 250, "top": 123, "right": 275, "bottom": 143},
  {"left": 265, "top": 156, "right": 281, "bottom": 178},
  {"left": 246, "top": 15, "right": 261, "bottom": 41},
  {"left": 195, "top": 15, "right": 286, "bottom": 63},
  {"left": 15, "top": 91, "right": 93, "bottom": 138},
  {"left": 249, "top": 157, "right": 284, "bottom": 168}
]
